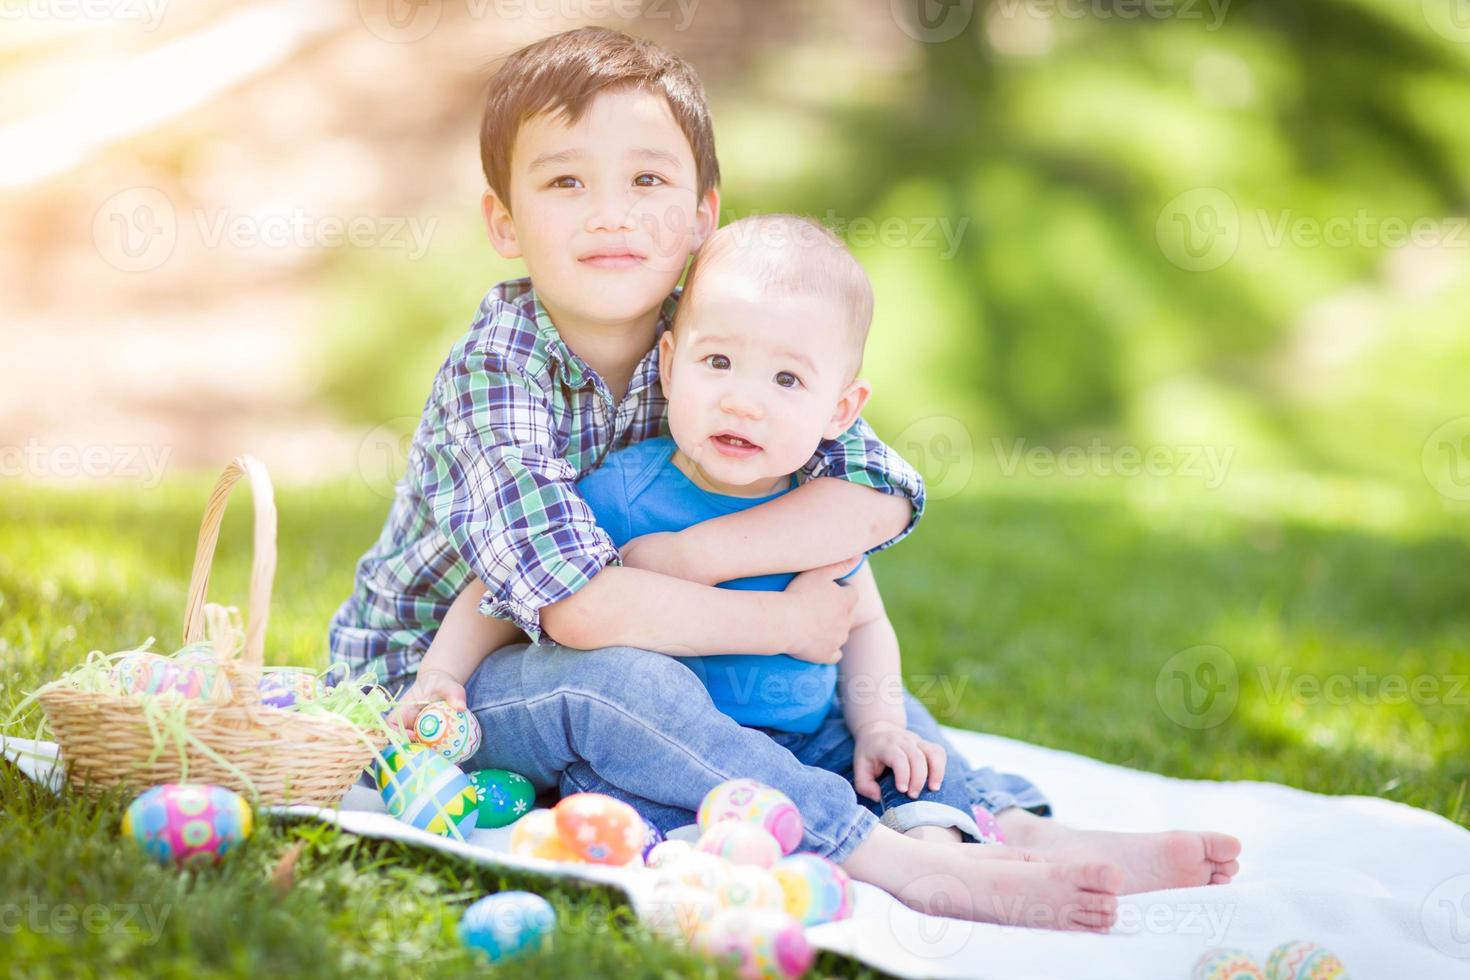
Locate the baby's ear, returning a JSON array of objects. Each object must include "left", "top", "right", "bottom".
[
  {"left": 657, "top": 331, "right": 677, "bottom": 391},
  {"left": 824, "top": 378, "right": 873, "bottom": 440},
  {"left": 482, "top": 188, "right": 521, "bottom": 259}
]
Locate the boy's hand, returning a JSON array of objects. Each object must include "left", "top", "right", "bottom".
[
  {"left": 852, "top": 720, "right": 947, "bottom": 802},
  {"left": 393, "top": 668, "right": 468, "bottom": 733},
  {"left": 783, "top": 557, "right": 862, "bottom": 664}
]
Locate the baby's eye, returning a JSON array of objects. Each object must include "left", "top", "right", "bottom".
[
  {"left": 633, "top": 173, "right": 664, "bottom": 188},
  {"left": 704, "top": 354, "right": 730, "bottom": 370},
  {"left": 774, "top": 371, "right": 803, "bottom": 389},
  {"left": 549, "top": 175, "right": 582, "bottom": 189}
]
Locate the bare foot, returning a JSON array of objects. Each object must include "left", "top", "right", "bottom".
[
  {"left": 998, "top": 812, "right": 1241, "bottom": 893},
  {"left": 843, "top": 826, "right": 1124, "bottom": 932}
]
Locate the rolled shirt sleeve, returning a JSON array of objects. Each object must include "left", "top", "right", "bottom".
[
  {"left": 419, "top": 346, "right": 621, "bottom": 642},
  {"left": 801, "top": 415, "right": 926, "bottom": 553}
]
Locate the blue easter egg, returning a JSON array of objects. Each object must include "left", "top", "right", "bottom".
[
  {"left": 466, "top": 768, "right": 535, "bottom": 829},
  {"left": 459, "top": 891, "right": 555, "bottom": 962}
]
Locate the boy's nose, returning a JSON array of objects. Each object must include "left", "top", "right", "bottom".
[{"left": 586, "top": 189, "right": 636, "bottom": 234}]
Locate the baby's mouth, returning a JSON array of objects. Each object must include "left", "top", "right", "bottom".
[{"left": 711, "top": 432, "right": 761, "bottom": 456}]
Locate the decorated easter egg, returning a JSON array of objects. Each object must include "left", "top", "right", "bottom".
[
  {"left": 771, "top": 853, "right": 855, "bottom": 925},
  {"left": 652, "top": 851, "right": 733, "bottom": 893},
  {"left": 374, "top": 744, "right": 478, "bottom": 839},
  {"left": 1264, "top": 941, "right": 1348, "bottom": 980},
  {"left": 122, "top": 783, "right": 252, "bottom": 867},
  {"left": 467, "top": 768, "right": 535, "bottom": 829},
  {"left": 1193, "top": 948, "right": 1267, "bottom": 980},
  {"left": 509, "top": 809, "right": 579, "bottom": 862},
  {"left": 458, "top": 891, "right": 556, "bottom": 963},
  {"left": 646, "top": 839, "right": 694, "bottom": 870},
  {"left": 698, "top": 779, "right": 803, "bottom": 855},
  {"left": 640, "top": 883, "right": 721, "bottom": 944},
  {"left": 113, "top": 652, "right": 231, "bottom": 701},
  {"left": 696, "top": 908, "right": 814, "bottom": 980},
  {"left": 697, "top": 821, "right": 783, "bottom": 868},
  {"left": 412, "top": 700, "right": 482, "bottom": 765},
  {"left": 717, "top": 865, "right": 786, "bottom": 912},
  {"left": 553, "top": 793, "right": 646, "bottom": 865},
  {"left": 256, "top": 668, "right": 323, "bottom": 709},
  {"left": 641, "top": 817, "right": 665, "bottom": 860}
]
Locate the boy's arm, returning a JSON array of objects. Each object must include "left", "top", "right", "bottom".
[
  {"left": 425, "top": 344, "right": 854, "bottom": 661},
  {"left": 621, "top": 418, "right": 924, "bottom": 585}
]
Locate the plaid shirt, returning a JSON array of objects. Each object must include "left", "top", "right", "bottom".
[{"left": 328, "top": 278, "right": 925, "bottom": 689}]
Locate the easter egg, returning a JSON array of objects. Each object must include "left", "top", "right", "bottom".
[
  {"left": 641, "top": 818, "right": 665, "bottom": 860},
  {"left": 717, "top": 865, "right": 786, "bottom": 912},
  {"left": 771, "top": 853, "right": 855, "bottom": 925},
  {"left": 646, "top": 839, "right": 694, "bottom": 870},
  {"left": 412, "top": 700, "right": 482, "bottom": 765},
  {"left": 640, "top": 883, "right": 721, "bottom": 943},
  {"left": 509, "top": 809, "right": 579, "bottom": 862},
  {"left": 698, "top": 779, "right": 803, "bottom": 855},
  {"left": 652, "top": 851, "right": 734, "bottom": 893},
  {"left": 374, "top": 744, "right": 478, "bottom": 839},
  {"left": 459, "top": 891, "right": 556, "bottom": 963},
  {"left": 113, "top": 652, "right": 231, "bottom": 701},
  {"left": 1265, "top": 941, "right": 1349, "bottom": 980},
  {"left": 1193, "top": 948, "right": 1267, "bottom": 980},
  {"left": 553, "top": 793, "right": 646, "bottom": 865},
  {"left": 257, "top": 668, "right": 323, "bottom": 709},
  {"left": 697, "top": 821, "right": 783, "bottom": 868},
  {"left": 696, "top": 908, "right": 814, "bottom": 980},
  {"left": 466, "top": 769, "right": 535, "bottom": 829},
  {"left": 122, "top": 783, "right": 252, "bottom": 868}
]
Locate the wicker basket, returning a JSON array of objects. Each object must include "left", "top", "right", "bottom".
[{"left": 38, "top": 455, "right": 388, "bottom": 806}]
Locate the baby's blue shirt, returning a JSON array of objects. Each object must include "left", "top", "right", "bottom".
[{"left": 577, "top": 436, "right": 858, "bottom": 734}]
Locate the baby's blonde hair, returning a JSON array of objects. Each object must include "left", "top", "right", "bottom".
[{"left": 677, "top": 214, "right": 874, "bottom": 377}]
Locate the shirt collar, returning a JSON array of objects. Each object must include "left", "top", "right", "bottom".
[{"left": 532, "top": 287, "right": 681, "bottom": 396}]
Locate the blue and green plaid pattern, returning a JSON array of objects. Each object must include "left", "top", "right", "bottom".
[{"left": 328, "top": 278, "right": 925, "bottom": 689}]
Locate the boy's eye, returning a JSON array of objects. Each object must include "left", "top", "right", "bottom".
[
  {"left": 774, "top": 371, "right": 802, "bottom": 389},
  {"left": 549, "top": 176, "right": 582, "bottom": 189},
  {"left": 633, "top": 173, "right": 664, "bottom": 187},
  {"left": 703, "top": 354, "right": 730, "bottom": 370}
]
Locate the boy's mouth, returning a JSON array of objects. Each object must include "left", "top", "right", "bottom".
[
  {"left": 711, "top": 432, "right": 761, "bottom": 458},
  {"left": 578, "top": 246, "right": 646, "bottom": 270}
]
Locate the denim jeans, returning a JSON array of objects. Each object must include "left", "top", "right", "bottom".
[{"left": 456, "top": 643, "right": 1049, "bottom": 862}]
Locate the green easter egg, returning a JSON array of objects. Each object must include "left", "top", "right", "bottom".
[{"left": 467, "top": 768, "right": 536, "bottom": 829}]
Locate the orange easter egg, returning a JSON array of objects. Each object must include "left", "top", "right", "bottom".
[{"left": 552, "top": 793, "right": 646, "bottom": 865}]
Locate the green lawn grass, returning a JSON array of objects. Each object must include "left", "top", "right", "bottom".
[{"left": 2, "top": 467, "right": 1467, "bottom": 977}]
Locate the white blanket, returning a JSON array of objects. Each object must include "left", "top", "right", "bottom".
[{"left": 8, "top": 730, "right": 1469, "bottom": 978}]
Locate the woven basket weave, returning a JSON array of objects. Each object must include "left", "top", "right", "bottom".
[{"left": 38, "top": 455, "right": 386, "bottom": 806}]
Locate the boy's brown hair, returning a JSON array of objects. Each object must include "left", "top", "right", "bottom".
[{"left": 480, "top": 27, "right": 720, "bottom": 207}]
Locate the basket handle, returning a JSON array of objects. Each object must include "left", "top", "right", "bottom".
[{"left": 180, "top": 455, "right": 276, "bottom": 673}]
